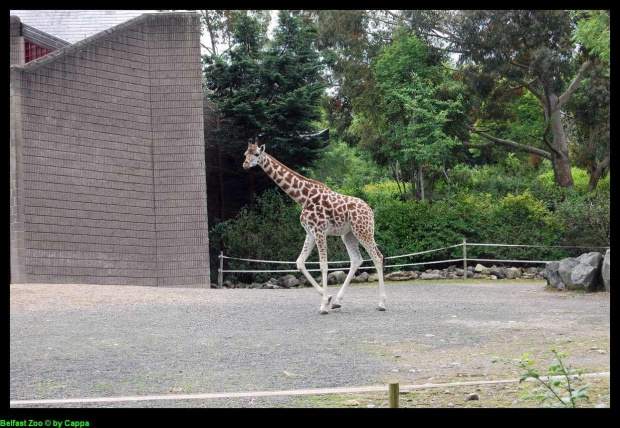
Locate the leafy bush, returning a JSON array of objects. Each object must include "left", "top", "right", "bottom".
[
  {"left": 209, "top": 169, "right": 608, "bottom": 283},
  {"left": 470, "top": 191, "right": 569, "bottom": 261},
  {"left": 372, "top": 198, "right": 471, "bottom": 267}
]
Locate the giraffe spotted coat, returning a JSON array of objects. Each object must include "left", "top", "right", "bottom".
[{"left": 244, "top": 140, "right": 387, "bottom": 314}]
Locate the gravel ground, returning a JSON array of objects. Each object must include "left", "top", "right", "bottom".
[{"left": 9, "top": 281, "right": 610, "bottom": 408}]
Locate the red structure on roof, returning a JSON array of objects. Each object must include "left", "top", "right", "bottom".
[{"left": 24, "top": 39, "right": 51, "bottom": 63}]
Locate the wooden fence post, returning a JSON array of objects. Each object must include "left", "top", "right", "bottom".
[
  {"left": 389, "top": 382, "right": 399, "bottom": 408},
  {"left": 463, "top": 238, "right": 467, "bottom": 280},
  {"left": 218, "top": 251, "right": 223, "bottom": 289}
]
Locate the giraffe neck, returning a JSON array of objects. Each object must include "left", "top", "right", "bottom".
[{"left": 259, "top": 153, "right": 327, "bottom": 207}]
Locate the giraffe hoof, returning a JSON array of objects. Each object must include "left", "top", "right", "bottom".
[
  {"left": 319, "top": 310, "right": 329, "bottom": 315},
  {"left": 375, "top": 305, "right": 387, "bottom": 311},
  {"left": 331, "top": 303, "right": 341, "bottom": 309}
]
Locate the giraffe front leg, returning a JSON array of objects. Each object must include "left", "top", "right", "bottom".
[
  {"left": 296, "top": 234, "right": 325, "bottom": 298},
  {"left": 315, "top": 233, "right": 331, "bottom": 315}
]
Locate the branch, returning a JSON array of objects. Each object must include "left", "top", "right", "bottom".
[
  {"left": 201, "top": 42, "right": 214, "bottom": 56},
  {"left": 558, "top": 58, "right": 599, "bottom": 107},
  {"left": 466, "top": 125, "right": 552, "bottom": 160},
  {"left": 461, "top": 141, "right": 492, "bottom": 149},
  {"left": 514, "top": 77, "right": 544, "bottom": 103},
  {"left": 508, "top": 60, "right": 529, "bottom": 70}
]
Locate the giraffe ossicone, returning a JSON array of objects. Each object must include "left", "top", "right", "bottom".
[{"left": 243, "top": 138, "right": 387, "bottom": 314}]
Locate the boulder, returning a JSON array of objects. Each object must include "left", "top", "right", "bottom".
[
  {"left": 298, "top": 277, "right": 312, "bottom": 287},
  {"left": 569, "top": 252, "right": 603, "bottom": 291},
  {"left": 355, "top": 271, "right": 370, "bottom": 283},
  {"left": 546, "top": 253, "right": 606, "bottom": 292},
  {"left": 222, "top": 280, "right": 234, "bottom": 289},
  {"left": 545, "top": 261, "right": 563, "bottom": 289},
  {"left": 489, "top": 268, "right": 505, "bottom": 279},
  {"left": 578, "top": 252, "right": 603, "bottom": 267},
  {"left": 570, "top": 263, "right": 601, "bottom": 291},
  {"left": 327, "top": 271, "right": 347, "bottom": 285},
  {"left": 368, "top": 273, "right": 380, "bottom": 282},
  {"left": 386, "top": 271, "right": 417, "bottom": 281},
  {"left": 558, "top": 258, "right": 580, "bottom": 287},
  {"left": 455, "top": 269, "right": 465, "bottom": 277},
  {"left": 601, "top": 250, "right": 610, "bottom": 292},
  {"left": 420, "top": 273, "right": 441, "bottom": 280},
  {"left": 277, "top": 274, "right": 300, "bottom": 288},
  {"left": 503, "top": 267, "right": 521, "bottom": 279},
  {"left": 474, "top": 264, "right": 487, "bottom": 273},
  {"left": 249, "top": 282, "right": 263, "bottom": 289}
]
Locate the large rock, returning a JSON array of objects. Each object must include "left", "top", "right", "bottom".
[
  {"left": 386, "top": 271, "right": 418, "bottom": 281},
  {"left": 558, "top": 258, "right": 580, "bottom": 287},
  {"left": 545, "top": 261, "right": 563, "bottom": 289},
  {"left": 351, "top": 271, "right": 370, "bottom": 283},
  {"left": 578, "top": 252, "right": 603, "bottom": 267},
  {"left": 474, "top": 264, "right": 488, "bottom": 273},
  {"left": 569, "top": 252, "right": 603, "bottom": 291},
  {"left": 327, "top": 271, "right": 347, "bottom": 285},
  {"left": 489, "top": 268, "right": 505, "bottom": 279},
  {"left": 570, "top": 263, "right": 601, "bottom": 291},
  {"left": 547, "top": 253, "right": 606, "bottom": 292},
  {"left": 277, "top": 274, "right": 300, "bottom": 288},
  {"left": 420, "top": 273, "right": 441, "bottom": 280},
  {"left": 503, "top": 267, "right": 521, "bottom": 279},
  {"left": 601, "top": 250, "right": 610, "bottom": 291}
]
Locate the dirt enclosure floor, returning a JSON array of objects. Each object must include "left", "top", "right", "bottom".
[{"left": 9, "top": 280, "right": 610, "bottom": 408}]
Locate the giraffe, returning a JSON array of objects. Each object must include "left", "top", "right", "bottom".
[{"left": 243, "top": 138, "right": 387, "bottom": 314}]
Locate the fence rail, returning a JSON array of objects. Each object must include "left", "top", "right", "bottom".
[{"left": 217, "top": 239, "right": 609, "bottom": 288}]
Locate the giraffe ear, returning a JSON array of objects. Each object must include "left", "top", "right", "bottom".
[{"left": 259, "top": 144, "right": 265, "bottom": 154}]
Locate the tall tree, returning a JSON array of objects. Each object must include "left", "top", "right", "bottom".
[
  {"left": 204, "top": 10, "right": 327, "bottom": 217},
  {"left": 375, "top": 10, "right": 606, "bottom": 188},
  {"left": 568, "top": 10, "right": 610, "bottom": 191},
  {"left": 354, "top": 31, "right": 464, "bottom": 200}
]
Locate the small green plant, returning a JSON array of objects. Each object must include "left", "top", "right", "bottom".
[{"left": 518, "top": 349, "right": 590, "bottom": 407}]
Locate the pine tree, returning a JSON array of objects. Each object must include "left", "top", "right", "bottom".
[{"left": 204, "top": 10, "right": 327, "bottom": 217}]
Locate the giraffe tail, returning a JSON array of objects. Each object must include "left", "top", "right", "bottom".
[{"left": 377, "top": 245, "right": 387, "bottom": 267}]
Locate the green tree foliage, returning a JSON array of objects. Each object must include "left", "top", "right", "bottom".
[
  {"left": 205, "top": 10, "right": 609, "bottom": 283},
  {"left": 378, "top": 10, "right": 606, "bottom": 188},
  {"left": 571, "top": 10, "right": 610, "bottom": 65},
  {"left": 204, "top": 11, "right": 328, "bottom": 219},
  {"left": 354, "top": 31, "right": 465, "bottom": 200}
]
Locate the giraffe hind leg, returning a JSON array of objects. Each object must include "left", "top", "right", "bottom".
[
  {"left": 331, "top": 232, "right": 363, "bottom": 309},
  {"left": 359, "top": 237, "right": 387, "bottom": 311}
]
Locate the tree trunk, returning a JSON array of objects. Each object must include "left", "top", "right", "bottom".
[
  {"left": 549, "top": 102, "right": 574, "bottom": 188},
  {"left": 214, "top": 116, "right": 226, "bottom": 220},
  {"left": 391, "top": 162, "right": 404, "bottom": 197},
  {"left": 588, "top": 155, "right": 610, "bottom": 192},
  {"left": 410, "top": 159, "right": 417, "bottom": 201},
  {"left": 418, "top": 163, "right": 425, "bottom": 201}
]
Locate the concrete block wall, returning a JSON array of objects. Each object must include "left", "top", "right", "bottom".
[
  {"left": 10, "top": 16, "right": 25, "bottom": 66},
  {"left": 148, "top": 14, "right": 209, "bottom": 287},
  {"left": 9, "top": 13, "right": 210, "bottom": 287}
]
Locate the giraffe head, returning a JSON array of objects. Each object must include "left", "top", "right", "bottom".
[{"left": 243, "top": 138, "right": 265, "bottom": 169}]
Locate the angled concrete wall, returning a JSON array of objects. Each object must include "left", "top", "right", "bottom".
[{"left": 9, "top": 13, "right": 210, "bottom": 287}]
